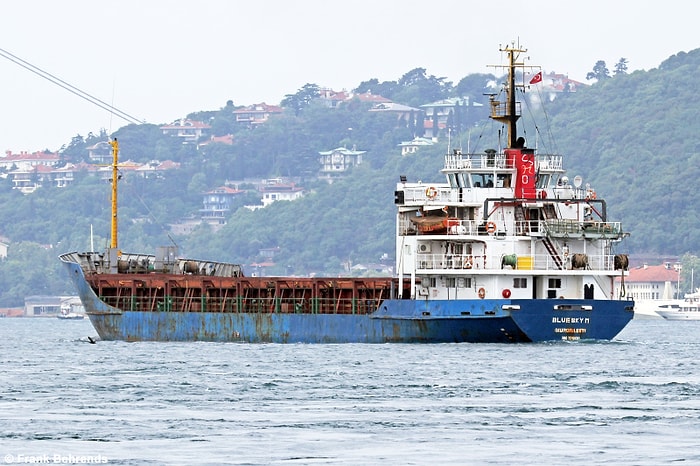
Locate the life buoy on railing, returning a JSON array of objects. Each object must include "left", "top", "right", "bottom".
[
  {"left": 486, "top": 221, "right": 497, "bottom": 234},
  {"left": 478, "top": 287, "right": 486, "bottom": 299},
  {"left": 425, "top": 186, "right": 438, "bottom": 199},
  {"left": 463, "top": 256, "right": 473, "bottom": 269}
]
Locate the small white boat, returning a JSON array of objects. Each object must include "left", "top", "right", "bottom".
[
  {"left": 655, "top": 291, "right": 700, "bottom": 320},
  {"left": 632, "top": 300, "right": 666, "bottom": 319},
  {"left": 57, "top": 304, "right": 85, "bottom": 320}
]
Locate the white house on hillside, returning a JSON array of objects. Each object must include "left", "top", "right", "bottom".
[
  {"left": 259, "top": 179, "right": 304, "bottom": 207},
  {"left": 318, "top": 147, "right": 365, "bottom": 178}
]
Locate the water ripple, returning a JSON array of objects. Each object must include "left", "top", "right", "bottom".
[{"left": 1, "top": 319, "right": 700, "bottom": 464}]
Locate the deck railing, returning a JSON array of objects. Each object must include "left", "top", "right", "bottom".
[
  {"left": 414, "top": 252, "right": 616, "bottom": 272},
  {"left": 400, "top": 218, "right": 622, "bottom": 239},
  {"left": 97, "top": 295, "right": 385, "bottom": 315}
]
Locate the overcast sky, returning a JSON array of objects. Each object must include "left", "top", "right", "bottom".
[{"left": 0, "top": 0, "right": 695, "bottom": 152}]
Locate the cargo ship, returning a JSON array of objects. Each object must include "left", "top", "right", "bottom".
[{"left": 60, "top": 43, "right": 634, "bottom": 342}]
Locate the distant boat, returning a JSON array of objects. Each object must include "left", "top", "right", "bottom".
[
  {"left": 656, "top": 290, "right": 700, "bottom": 320},
  {"left": 632, "top": 300, "right": 667, "bottom": 319},
  {"left": 57, "top": 305, "right": 85, "bottom": 320}
]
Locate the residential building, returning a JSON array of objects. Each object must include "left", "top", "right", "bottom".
[
  {"left": 318, "top": 147, "right": 365, "bottom": 177},
  {"left": 368, "top": 102, "right": 420, "bottom": 121},
  {"left": 615, "top": 263, "right": 681, "bottom": 300},
  {"left": 23, "top": 295, "right": 82, "bottom": 317},
  {"left": 86, "top": 141, "right": 114, "bottom": 164},
  {"left": 51, "top": 162, "right": 88, "bottom": 188},
  {"left": 201, "top": 186, "right": 244, "bottom": 225},
  {"left": 318, "top": 89, "right": 392, "bottom": 108},
  {"left": 398, "top": 137, "right": 434, "bottom": 156},
  {"left": 136, "top": 160, "right": 181, "bottom": 179},
  {"left": 0, "top": 150, "right": 59, "bottom": 171},
  {"left": 233, "top": 103, "right": 283, "bottom": 125},
  {"left": 160, "top": 119, "right": 211, "bottom": 143},
  {"left": 97, "top": 160, "right": 142, "bottom": 182},
  {"left": 198, "top": 134, "right": 234, "bottom": 150},
  {"left": 5, "top": 158, "right": 178, "bottom": 193},
  {"left": 10, "top": 164, "right": 54, "bottom": 193},
  {"left": 420, "top": 97, "right": 484, "bottom": 139},
  {"left": 259, "top": 178, "right": 304, "bottom": 207}
]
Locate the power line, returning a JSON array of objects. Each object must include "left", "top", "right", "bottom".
[{"left": 0, "top": 47, "right": 144, "bottom": 125}]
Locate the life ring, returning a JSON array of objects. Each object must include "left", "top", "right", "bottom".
[
  {"left": 425, "top": 186, "right": 438, "bottom": 199},
  {"left": 478, "top": 287, "right": 486, "bottom": 299},
  {"left": 486, "top": 221, "right": 497, "bottom": 234},
  {"left": 463, "top": 256, "right": 472, "bottom": 269}
]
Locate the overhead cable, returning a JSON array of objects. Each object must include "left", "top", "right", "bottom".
[{"left": 0, "top": 47, "right": 144, "bottom": 125}]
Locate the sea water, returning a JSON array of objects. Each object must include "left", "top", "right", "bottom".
[{"left": 1, "top": 317, "right": 698, "bottom": 465}]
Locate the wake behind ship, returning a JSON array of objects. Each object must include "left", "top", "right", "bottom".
[{"left": 60, "top": 43, "right": 634, "bottom": 342}]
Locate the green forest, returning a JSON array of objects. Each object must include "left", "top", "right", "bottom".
[{"left": 2, "top": 49, "right": 700, "bottom": 307}]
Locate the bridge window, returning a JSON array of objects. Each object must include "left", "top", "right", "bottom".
[{"left": 471, "top": 174, "right": 494, "bottom": 188}]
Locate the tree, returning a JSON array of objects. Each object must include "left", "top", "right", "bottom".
[
  {"left": 280, "top": 83, "right": 321, "bottom": 116},
  {"left": 353, "top": 78, "right": 398, "bottom": 99},
  {"left": 454, "top": 73, "right": 496, "bottom": 101},
  {"left": 393, "top": 68, "right": 452, "bottom": 107},
  {"left": 60, "top": 134, "right": 87, "bottom": 162},
  {"left": 586, "top": 60, "right": 611, "bottom": 81},
  {"left": 111, "top": 123, "right": 168, "bottom": 162},
  {"left": 614, "top": 58, "right": 629, "bottom": 76},
  {"left": 679, "top": 253, "right": 700, "bottom": 295}
]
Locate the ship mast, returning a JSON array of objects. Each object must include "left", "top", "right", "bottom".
[
  {"left": 109, "top": 138, "right": 119, "bottom": 249},
  {"left": 489, "top": 43, "right": 535, "bottom": 149}
]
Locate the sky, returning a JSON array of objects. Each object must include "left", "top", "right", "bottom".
[{"left": 0, "top": 0, "right": 696, "bottom": 152}]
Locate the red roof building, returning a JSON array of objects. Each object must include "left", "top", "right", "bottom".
[
  {"left": 0, "top": 150, "right": 59, "bottom": 171},
  {"left": 232, "top": 103, "right": 283, "bottom": 125},
  {"left": 615, "top": 263, "right": 681, "bottom": 300}
]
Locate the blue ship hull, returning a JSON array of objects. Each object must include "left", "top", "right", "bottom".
[{"left": 84, "top": 300, "right": 633, "bottom": 343}]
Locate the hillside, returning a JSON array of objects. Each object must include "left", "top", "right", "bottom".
[
  {"left": 545, "top": 49, "right": 700, "bottom": 254},
  {"left": 1, "top": 50, "right": 700, "bottom": 306}
]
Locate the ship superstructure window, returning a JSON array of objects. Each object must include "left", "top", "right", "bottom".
[
  {"left": 448, "top": 173, "right": 457, "bottom": 187},
  {"left": 448, "top": 173, "right": 470, "bottom": 188},
  {"left": 471, "top": 173, "right": 494, "bottom": 188},
  {"left": 496, "top": 174, "right": 512, "bottom": 188},
  {"left": 447, "top": 277, "right": 472, "bottom": 288},
  {"left": 513, "top": 278, "right": 527, "bottom": 288},
  {"left": 422, "top": 277, "right": 437, "bottom": 288},
  {"left": 457, "top": 278, "right": 471, "bottom": 288},
  {"left": 548, "top": 278, "right": 562, "bottom": 288}
]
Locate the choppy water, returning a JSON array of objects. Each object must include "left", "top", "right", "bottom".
[{"left": 1, "top": 317, "right": 699, "bottom": 465}]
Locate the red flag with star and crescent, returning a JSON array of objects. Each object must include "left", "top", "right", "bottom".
[{"left": 529, "top": 71, "right": 543, "bottom": 85}]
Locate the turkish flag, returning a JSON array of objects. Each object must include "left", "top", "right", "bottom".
[{"left": 529, "top": 71, "right": 543, "bottom": 85}]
